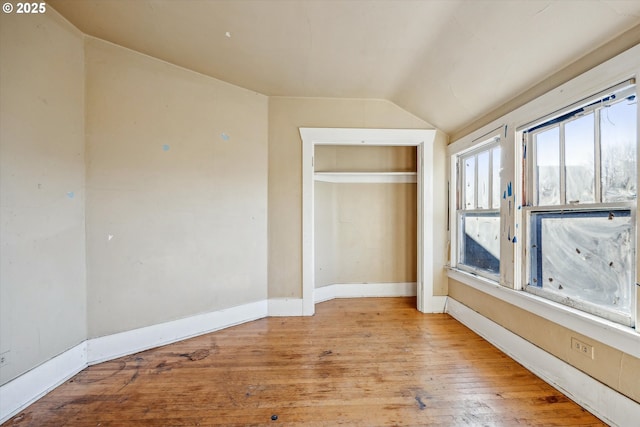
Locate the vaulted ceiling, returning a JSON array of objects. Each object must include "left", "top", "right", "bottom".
[{"left": 48, "top": 0, "right": 640, "bottom": 135}]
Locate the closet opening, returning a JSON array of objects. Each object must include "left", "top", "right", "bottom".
[
  {"left": 313, "top": 145, "right": 418, "bottom": 303},
  {"left": 300, "top": 128, "right": 446, "bottom": 315}
]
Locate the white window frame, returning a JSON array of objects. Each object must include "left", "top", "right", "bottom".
[
  {"left": 523, "top": 82, "right": 636, "bottom": 208},
  {"left": 520, "top": 82, "right": 637, "bottom": 326},
  {"left": 447, "top": 43, "right": 640, "bottom": 357},
  {"left": 455, "top": 136, "right": 501, "bottom": 281}
]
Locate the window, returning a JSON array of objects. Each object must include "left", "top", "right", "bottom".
[
  {"left": 456, "top": 137, "right": 501, "bottom": 280},
  {"left": 523, "top": 81, "right": 637, "bottom": 325}
]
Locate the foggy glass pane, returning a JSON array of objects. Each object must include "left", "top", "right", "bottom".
[
  {"left": 460, "top": 212, "right": 500, "bottom": 274},
  {"left": 601, "top": 99, "right": 637, "bottom": 202},
  {"left": 529, "top": 211, "right": 633, "bottom": 317},
  {"left": 565, "top": 113, "right": 595, "bottom": 203},
  {"left": 535, "top": 127, "right": 560, "bottom": 205},
  {"left": 492, "top": 147, "right": 501, "bottom": 209},
  {"left": 464, "top": 156, "right": 475, "bottom": 209},
  {"left": 477, "top": 151, "right": 490, "bottom": 209}
]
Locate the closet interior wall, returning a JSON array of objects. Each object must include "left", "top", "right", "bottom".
[{"left": 313, "top": 146, "right": 417, "bottom": 288}]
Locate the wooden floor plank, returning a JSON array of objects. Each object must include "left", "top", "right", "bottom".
[{"left": 3, "top": 297, "right": 605, "bottom": 426}]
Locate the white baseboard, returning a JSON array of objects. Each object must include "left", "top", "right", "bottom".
[
  {"left": 268, "top": 298, "right": 304, "bottom": 316},
  {"left": 314, "top": 282, "right": 417, "bottom": 303},
  {"left": 9, "top": 293, "right": 629, "bottom": 425},
  {"left": 1, "top": 300, "right": 269, "bottom": 423},
  {"left": 446, "top": 298, "right": 640, "bottom": 427},
  {"left": 447, "top": 268, "right": 640, "bottom": 358},
  {"left": 0, "top": 342, "right": 87, "bottom": 424},
  {"left": 420, "top": 295, "right": 448, "bottom": 313},
  {"left": 87, "top": 300, "right": 268, "bottom": 365},
  {"left": 0, "top": 288, "right": 419, "bottom": 422}
]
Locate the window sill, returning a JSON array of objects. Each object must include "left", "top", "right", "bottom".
[{"left": 446, "top": 268, "right": 639, "bottom": 358}]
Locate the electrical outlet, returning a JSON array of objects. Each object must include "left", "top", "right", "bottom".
[{"left": 571, "top": 337, "right": 594, "bottom": 359}]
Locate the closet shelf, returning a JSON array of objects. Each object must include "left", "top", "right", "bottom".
[{"left": 314, "top": 171, "right": 417, "bottom": 183}]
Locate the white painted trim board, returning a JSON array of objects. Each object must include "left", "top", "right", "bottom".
[
  {"left": 314, "top": 171, "right": 417, "bottom": 184},
  {"left": 299, "top": 127, "right": 445, "bottom": 317},
  {"left": 0, "top": 300, "right": 268, "bottom": 424},
  {"left": 0, "top": 288, "right": 436, "bottom": 423},
  {"left": 314, "top": 282, "right": 418, "bottom": 303},
  {"left": 87, "top": 300, "right": 268, "bottom": 365},
  {"left": 447, "top": 268, "right": 640, "bottom": 359},
  {"left": 0, "top": 342, "right": 87, "bottom": 424},
  {"left": 4, "top": 295, "right": 633, "bottom": 424},
  {"left": 267, "top": 298, "right": 304, "bottom": 317}
]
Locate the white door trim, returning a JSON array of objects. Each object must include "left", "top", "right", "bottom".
[{"left": 299, "top": 128, "right": 440, "bottom": 314}]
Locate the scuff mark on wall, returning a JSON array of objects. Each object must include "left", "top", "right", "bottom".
[{"left": 533, "top": 3, "right": 552, "bottom": 16}]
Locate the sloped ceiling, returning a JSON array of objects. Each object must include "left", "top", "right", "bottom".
[{"left": 48, "top": 0, "right": 640, "bottom": 135}]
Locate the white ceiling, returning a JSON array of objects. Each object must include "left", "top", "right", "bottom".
[{"left": 48, "top": 0, "right": 640, "bottom": 134}]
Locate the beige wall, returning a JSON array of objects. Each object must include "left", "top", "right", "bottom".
[
  {"left": 0, "top": 10, "right": 86, "bottom": 384},
  {"left": 268, "top": 97, "right": 431, "bottom": 298},
  {"left": 315, "top": 145, "right": 416, "bottom": 172},
  {"left": 313, "top": 181, "right": 336, "bottom": 288},
  {"left": 330, "top": 183, "right": 416, "bottom": 286},
  {"left": 85, "top": 38, "right": 269, "bottom": 338},
  {"left": 449, "top": 279, "right": 640, "bottom": 402}
]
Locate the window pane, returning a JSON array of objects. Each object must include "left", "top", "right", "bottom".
[
  {"left": 477, "top": 151, "right": 490, "bottom": 209},
  {"left": 565, "top": 113, "right": 595, "bottom": 203},
  {"left": 529, "top": 210, "right": 633, "bottom": 320},
  {"left": 601, "top": 98, "right": 637, "bottom": 202},
  {"left": 535, "top": 127, "right": 560, "bottom": 205},
  {"left": 464, "top": 156, "right": 475, "bottom": 209},
  {"left": 492, "top": 147, "right": 501, "bottom": 209},
  {"left": 460, "top": 212, "right": 500, "bottom": 275}
]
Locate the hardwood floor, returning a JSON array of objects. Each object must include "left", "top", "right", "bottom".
[{"left": 4, "top": 298, "right": 605, "bottom": 426}]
